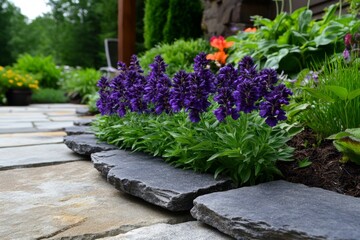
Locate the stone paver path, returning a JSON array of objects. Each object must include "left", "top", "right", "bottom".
[
  {"left": 4, "top": 104, "right": 359, "bottom": 240},
  {"left": 0, "top": 104, "right": 199, "bottom": 240}
]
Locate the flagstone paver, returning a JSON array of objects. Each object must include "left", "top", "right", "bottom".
[
  {"left": 99, "top": 221, "right": 232, "bottom": 240},
  {"left": 64, "top": 134, "right": 118, "bottom": 155},
  {"left": 191, "top": 180, "right": 360, "bottom": 240},
  {"left": 0, "top": 131, "right": 65, "bottom": 147},
  {"left": 0, "top": 161, "right": 191, "bottom": 240},
  {"left": 0, "top": 144, "right": 85, "bottom": 169},
  {"left": 64, "top": 126, "right": 93, "bottom": 135},
  {"left": 92, "top": 150, "right": 234, "bottom": 211}
]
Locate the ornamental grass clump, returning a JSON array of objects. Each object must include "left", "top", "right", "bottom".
[{"left": 94, "top": 54, "right": 299, "bottom": 185}]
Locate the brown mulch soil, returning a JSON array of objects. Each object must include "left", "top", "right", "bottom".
[{"left": 276, "top": 128, "right": 360, "bottom": 197}]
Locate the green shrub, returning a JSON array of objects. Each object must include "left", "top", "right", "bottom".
[
  {"left": 13, "top": 54, "right": 61, "bottom": 89},
  {"left": 143, "top": 0, "right": 169, "bottom": 49},
  {"left": 302, "top": 58, "right": 360, "bottom": 138},
  {"left": 163, "top": 0, "right": 203, "bottom": 44},
  {"left": 31, "top": 88, "right": 68, "bottom": 103},
  {"left": 139, "top": 38, "right": 211, "bottom": 76},
  {"left": 61, "top": 68, "right": 101, "bottom": 103},
  {"left": 227, "top": 4, "right": 360, "bottom": 75}
]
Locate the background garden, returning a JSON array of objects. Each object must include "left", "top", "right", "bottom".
[{"left": 1, "top": 0, "right": 360, "bottom": 196}]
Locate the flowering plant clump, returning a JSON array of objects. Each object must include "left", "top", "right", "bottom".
[
  {"left": 97, "top": 53, "right": 292, "bottom": 127},
  {"left": 206, "top": 36, "right": 234, "bottom": 65},
  {"left": 94, "top": 54, "right": 298, "bottom": 185},
  {"left": 343, "top": 32, "right": 360, "bottom": 61},
  {"left": 0, "top": 66, "right": 39, "bottom": 90}
]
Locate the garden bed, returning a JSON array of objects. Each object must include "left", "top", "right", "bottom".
[{"left": 278, "top": 128, "right": 360, "bottom": 197}]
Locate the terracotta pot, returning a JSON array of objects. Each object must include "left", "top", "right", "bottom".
[{"left": 5, "top": 88, "right": 32, "bottom": 106}]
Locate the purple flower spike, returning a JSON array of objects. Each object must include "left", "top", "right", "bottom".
[
  {"left": 144, "top": 55, "right": 172, "bottom": 114},
  {"left": 259, "top": 84, "right": 293, "bottom": 126},
  {"left": 170, "top": 70, "right": 189, "bottom": 112},
  {"left": 213, "top": 64, "right": 239, "bottom": 121},
  {"left": 182, "top": 53, "right": 216, "bottom": 122},
  {"left": 124, "top": 55, "right": 147, "bottom": 113}
]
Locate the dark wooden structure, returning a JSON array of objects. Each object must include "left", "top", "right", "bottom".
[{"left": 118, "top": 0, "right": 136, "bottom": 65}]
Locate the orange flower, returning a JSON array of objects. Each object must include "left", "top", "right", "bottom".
[
  {"left": 244, "top": 27, "right": 257, "bottom": 33},
  {"left": 209, "top": 36, "right": 234, "bottom": 52},
  {"left": 206, "top": 51, "right": 228, "bottom": 65}
]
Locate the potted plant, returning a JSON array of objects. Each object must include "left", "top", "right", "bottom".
[{"left": 0, "top": 66, "right": 39, "bottom": 106}]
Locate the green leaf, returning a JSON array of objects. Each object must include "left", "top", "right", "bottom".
[
  {"left": 303, "top": 87, "right": 334, "bottom": 102},
  {"left": 298, "top": 9, "right": 312, "bottom": 33},
  {"left": 298, "top": 159, "right": 312, "bottom": 168},
  {"left": 327, "top": 131, "right": 351, "bottom": 140},
  {"left": 345, "top": 128, "right": 360, "bottom": 139},
  {"left": 325, "top": 85, "right": 348, "bottom": 100},
  {"left": 348, "top": 89, "right": 360, "bottom": 100},
  {"left": 214, "top": 166, "right": 226, "bottom": 179}
]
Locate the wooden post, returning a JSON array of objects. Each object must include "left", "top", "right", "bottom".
[{"left": 118, "top": 0, "right": 136, "bottom": 65}]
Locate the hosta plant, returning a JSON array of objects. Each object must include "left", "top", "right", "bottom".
[
  {"left": 227, "top": 4, "right": 360, "bottom": 75},
  {"left": 328, "top": 128, "right": 360, "bottom": 165}
]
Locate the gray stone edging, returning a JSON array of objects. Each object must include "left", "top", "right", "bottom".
[
  {"left": 191, "top": 180, "right": 360, "bottom": 240},
  {"left": 91, "top": 150, "right": 235, "bottom": 211}
]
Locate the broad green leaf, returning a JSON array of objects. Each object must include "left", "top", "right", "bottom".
[
  {"left": 325, "top": 85, "right": 348, "bottom": 100},
  {"left": 348, "top": 89, "right": 360, "bottom": 100},
  {"left": 345, "top": 128, "right": 360, "bottom": 139},
  {"left": 303, "top": 87, "right": 334, "bottom": 102},
  {"left": 298, "top": 9, "right": 312, "bottom": 33},
  {"left": 327, "top": 131, "right": 351, "bottom": 140}
]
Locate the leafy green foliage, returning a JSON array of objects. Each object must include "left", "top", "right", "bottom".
[
  {"left": 0, "top": 0, "right": 25, "bottom": 65},
  {"left": 297, "top": 158, "right": 312, "bottom": 168},
  {"left": 328, "top": 128, "right": 360, "bottom": 165},
  {"left": 347, "top": 0, "right": 360, "bottom": 14},
  {"left": 31, "top": 88, "right": 68, "bottom": 103},
  {"left": 139, "top": 39, "right": 211, "bottom": 76},
  {"left": 86, "top": 93, "right": 99, "bottom": 114},
  {"left": 163, "top": 0, "right": 203, "bottom": 44},
  {"left": 93, "top": 110, "right": 300, "bottom": 186},
  {"left": 61, "top": 68, "right": 101, "bottom": 103},
  {"left": 227, "top": 5, "right": 360, "bottom": 75},
  {"left": 13, "top": 54, "right": 61, "bottom": 89},
  {"left": 143, "top": 0, "right": 169, "bottom": 49},
  {"left": 302, "top": 59, "right": 360, "bottom": 138}
]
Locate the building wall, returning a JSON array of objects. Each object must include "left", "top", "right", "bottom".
[{"left": 202, "top": 0, "right": 348, "bottom": 38}]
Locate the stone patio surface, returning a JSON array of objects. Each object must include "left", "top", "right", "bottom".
[
  {"left": 0, "top": 104, "right": 226, "bottom": 239},
  {"left": 2, "top": 103, "right": 360, "bottom": 240}
]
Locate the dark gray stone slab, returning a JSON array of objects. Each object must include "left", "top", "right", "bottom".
[
  {"left": 92, "top": 150, "right": 234, "bottom": 211},
  {"left": 76, "top": 107, "right": 92, "bottom": 116},
  {"left": 191, "top": 180, "right": 360, "bottom": 240},
  {"left": 64, "top": 134, "right": 117, "bottom": 156},
  {"left": 64, "top": 126, "right": 93, "bottom": 135},
  {"left": 73, "top": 118, "right": 93, "bottom": 126}
]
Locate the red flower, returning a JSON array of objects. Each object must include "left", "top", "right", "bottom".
[
  {"left": 209, "top": 36, "right": 234, "bottom": 52},
  {"left": 207, "top": 36, "right": 234, "bottom": 65},
  {"left": 206, "top": 51, "right": 228, "bottom": 65}
]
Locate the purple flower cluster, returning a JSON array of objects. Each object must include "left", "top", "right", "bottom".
[
  {"left": 144, "top": 56, "right": 172, "bottom": 114},
  {"left": 96, "top": 54, "right": 292, "bottom": 127},
  {"left": 212, "top": 56, "right": 292, "bottom": 126},
  {"left": 183, "top": 53, "right": 216, "bottom": 122}
]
